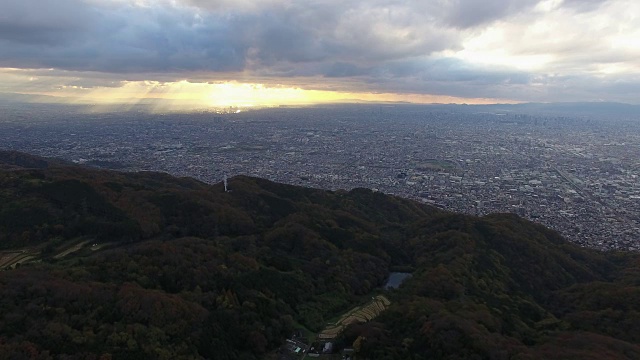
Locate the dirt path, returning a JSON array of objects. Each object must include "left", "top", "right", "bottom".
[{"left": 54, "top": 241, "right": 90, "bottom": 259}]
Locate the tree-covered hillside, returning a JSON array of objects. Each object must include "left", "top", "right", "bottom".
[{"left": 0, "top": 150, "right": 639, "bottom": 359}]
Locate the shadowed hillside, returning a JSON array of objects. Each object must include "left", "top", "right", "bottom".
[{"left": 0, "top": 151, "right": 639, "bottom": 359}]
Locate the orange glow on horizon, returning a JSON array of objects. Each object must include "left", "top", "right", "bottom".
[{"left": 0, "top": 69, "right": 518, "bottom": 110}]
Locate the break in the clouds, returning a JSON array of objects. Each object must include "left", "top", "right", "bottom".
[{"left": 1, "top": 0, "right": 639, "bottom": 104}]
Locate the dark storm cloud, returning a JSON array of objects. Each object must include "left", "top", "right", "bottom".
[
  {"left": 0, "top": 0, "right": 94, "bottom": 44},
  {"left": 237, "top": 1, "right": 461, "bottom": 69},
  {"left": 380, "top": 58, "right": 518, "bottom": 83},
  {"left": 323, "top": 63, "right": 370, "bottom": 78},
  {"left": 0, "top": 0, "right": 459, "bottom": 74},
  {"left": 0, "top": 0, "right": 248, "bottom": 72},
  {"left": 442, "top": 0, "right": 536, "bottom": 28},
  {"left": 1, "top": 0, "right": 638, "bottom": 103},
  {"left": 324, "top": 57, "right": 530, "bottom": 88},
  {"left": 0, "top": 0, "right": 528, "bottom": 82},
  {"left": 360, "top": 57, "right": 533, "bottom": 98}
]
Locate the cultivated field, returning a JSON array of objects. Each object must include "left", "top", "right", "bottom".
[
  {"left": 54, "top": 240, "right": 90, "bottom": 259},
  {"left": 0, "top": 250, "right": 36, "bottom": 269},
  {"left": 318, "top": 295, "right": 391, "bottom": 340}
]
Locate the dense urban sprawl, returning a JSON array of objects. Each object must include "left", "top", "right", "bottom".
[{"left": 2, "top": 104, "right": 639, "bottom": 251}]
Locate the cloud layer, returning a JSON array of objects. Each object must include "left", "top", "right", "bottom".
[{"left": 1, "top": 0, "right": 639, "bottom": 103}]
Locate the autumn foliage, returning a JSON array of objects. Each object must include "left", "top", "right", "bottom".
[{"left": 1, "top": 151, "right": 640, "bottom": 359}]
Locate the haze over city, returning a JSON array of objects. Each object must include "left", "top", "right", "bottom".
[
  {"left": 4, "top": 1, "right": 640, "bottom": 359},
  {"left": 1, "top": 0, "right": 640, "bottom": 251},
  {"left": 1, "top": 0, "right": 640, "bottom": 110},
  {"left": 1, "top": 102, "right": 639, "bottom": 251}
]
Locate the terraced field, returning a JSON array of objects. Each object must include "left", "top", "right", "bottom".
[
  {"left": 1, "top": 240, "right": 111, "bottom": 271},
  {"left": 54, "top": 240, "right": 90, "bottom": 259},
  {"left": 318, "top": 295, "right": 391, "bottom": 340},
  {"left": 0, "top": 251, "right": 36, "bottom": 269}
]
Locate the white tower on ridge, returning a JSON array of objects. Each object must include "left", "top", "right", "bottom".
[{"left": 223, "top": 175, "right": 229, "bottom": 192}]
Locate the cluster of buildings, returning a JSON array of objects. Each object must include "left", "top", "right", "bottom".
[{"left": 2, "top": 104, "right": 639, "bottom": 250}]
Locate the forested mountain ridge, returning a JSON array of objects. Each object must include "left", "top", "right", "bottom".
[{"left": 0, "top": 150, "right": 639, "bottom": 359}]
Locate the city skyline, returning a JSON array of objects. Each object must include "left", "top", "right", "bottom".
[{"left": 1, "top": 0, "right": 639, "bottom": 109}]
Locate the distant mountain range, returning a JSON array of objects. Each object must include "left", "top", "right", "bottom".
[
  {"left": 434, "top": 101, "right": 640, "bottom": 117},
  {"left": 1, "top": 151, "right": 640, "bottom": 359},
  {"left": 1, "top": 91, "right": 639, "bottom": 117}
]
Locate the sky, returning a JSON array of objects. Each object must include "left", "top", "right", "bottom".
[{"left": 1, "top": 0, "right": 639, "bottom": 109}]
